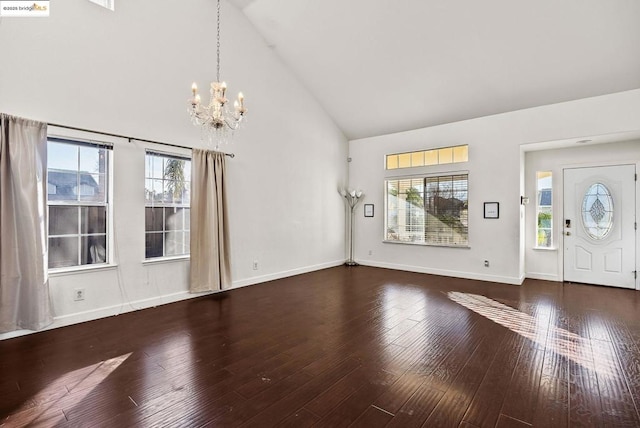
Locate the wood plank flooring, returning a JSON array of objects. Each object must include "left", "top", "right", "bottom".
[{"left": 2, "top": 266, "right": 640, "bottom": 427}]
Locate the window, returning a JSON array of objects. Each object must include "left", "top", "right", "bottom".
[
  {"left": 47, "top": 138, "right": 111, "bottom": 269},
  {"left": 581, "top": 182, "right": 613, "bottom": 240},
  {"left": 385, "top": 174, "right": 468, "bottom": 246},
  {"left": 386, "top": 145, "right": 468, "bottom": 170},
  {"left": 536, "top": 171, "right": 552, "bottom": 247},
  {"left": 144, "top": 151, "right": 191, "bottom": 258}
]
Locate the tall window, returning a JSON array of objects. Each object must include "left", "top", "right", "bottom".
[
  {"left": 47, "top": 138, "right": 111, "bottom": 269},
  {"left": 536, "top": 171, "right": 553, "bottom": 247},
  {"left": 144, "top": 151, "right": 191, "bottom": 259},
  {"left": 385, "top": 174, "right": 468, "bottom": 246}
]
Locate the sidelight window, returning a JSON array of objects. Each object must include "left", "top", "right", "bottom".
[{"left": 535, "top": 171, "right": 553, "bottom": 248}]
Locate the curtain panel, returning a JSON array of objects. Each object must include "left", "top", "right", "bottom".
[
  {"left": 190, "top": 149, "right": 231, "bottom": 292},
  {"left": 0, "top": 114, "right": 53, "bottom": 332}
]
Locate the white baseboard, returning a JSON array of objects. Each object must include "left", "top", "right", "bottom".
[
  {"left": 0, "top": 259, "right": 345, "bottom": 341},
  {"left": 0, "top": 290, "right": 198, "bottom": 341},
  {"left": 525, "top": 272, "right": 562, "bottom": 282},
  {"left": 3, "top": 258, "right": 530, "bottom": 341},
  {"left": 358, "top": 260, "right": 524, "bottom": 285},
  {"left": 231, "top": 259, "right": 345, "bottom": 289},
  {"left": 53, "top": 290, "right": 196, "bottom": 325}
]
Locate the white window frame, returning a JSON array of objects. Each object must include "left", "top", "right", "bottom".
[
  {"left": 47, "top": 137, "right": 114, "bottom": 272},
  {"left": 535, "top": 171, "right": 553, "bottom": 248},
  {"left": 386, "top": 145, "right": 469, "bottom": 170},
  {"left": 144, "top": 150, "right": 191, "bottom": 260},
  {"left": 384, "top": 172, "right": 469, "bottom": 247}
]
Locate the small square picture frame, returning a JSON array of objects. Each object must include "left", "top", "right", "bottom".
[
  {"left": 364, "top": 204, "right": 374, "bottom": 217},
  {"left": 484, "top": 202, "right": 499, "bottom": 219}
]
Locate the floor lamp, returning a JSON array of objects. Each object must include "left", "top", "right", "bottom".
[{"left": 340, "top": 189, "right": 363, "bottom": 266}]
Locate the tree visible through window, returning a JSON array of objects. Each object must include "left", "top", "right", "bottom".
[
  {"left": 144, "top": 152, "right": 191, "bottom": 258},
  {"left": 385, "top": 174, "right": 468, "bottom": 246},
  {"left": 536, "top": 171, "right": 552, "bottom": 247}
]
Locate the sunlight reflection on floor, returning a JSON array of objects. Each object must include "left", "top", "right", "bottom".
[
  {"left": 447, "top": 292, "right": 617, "bottom": 377},
  {"left": 9, "top": 352, "right": 132, "bottom": 426}
]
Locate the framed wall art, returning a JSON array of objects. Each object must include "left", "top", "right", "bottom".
[
  {"left": 484, "top": 202, "right": 499, "bottom": 219},
  {"left": 364, "top": 204, "right": 374, "bottom": 217}
]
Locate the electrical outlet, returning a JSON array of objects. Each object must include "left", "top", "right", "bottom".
[
  {"left": 74, "top": 288, "right": 85, "bottom": 301},
  {"left": 252, "top": 260, "right": 259, "bottom": 270},
  {"left": 484, "top": 260, "right": 490, "bottom": 268},
  {"left": 368, "top": 250, "right": 373, "bottom": 256}
]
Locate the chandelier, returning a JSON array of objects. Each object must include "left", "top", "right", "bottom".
[{"left": 188, "top": 0, "right": 246, "bottom": 148}]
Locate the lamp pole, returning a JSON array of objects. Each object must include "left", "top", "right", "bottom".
[{"left": 340, "top": 189, "right": 363, "bottom": 266}]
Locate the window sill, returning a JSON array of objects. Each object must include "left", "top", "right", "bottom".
[
  {"left": 142, "top": 255, "right": 190, "bottom": 265},
  {"left": 49, "top": 263, "right": 118, "bottom": 277},
  {"left": 533, "top": 246, "right": 557, "bottom": 251},
  {"left": 383, "top": 240, "right": 470, "bottom": 249}
]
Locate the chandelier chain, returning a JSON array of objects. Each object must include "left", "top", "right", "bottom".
[{"left": 216, "top": 0, "right": 221, "bottom": 83}]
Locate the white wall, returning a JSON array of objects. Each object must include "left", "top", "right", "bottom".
[
  {"left": 524, "top": 140, "right": 640, "bottom": 282},
  {"left": 0, "top": 0, "right": 348, "bottom": 339},
  {"left": 349, "top": 90, "right": 640, "bottom": 285}
]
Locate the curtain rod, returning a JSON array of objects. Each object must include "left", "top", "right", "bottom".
[{"left": 48, "top": 122, "right": 235, "bottom": 158}]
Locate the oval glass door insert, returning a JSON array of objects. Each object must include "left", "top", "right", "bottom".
[{"left": 581, "top": 182, "right": 613, "bottom": 240}]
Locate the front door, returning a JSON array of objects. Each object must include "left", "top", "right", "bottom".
[{"left": 563, "top": 165, "right": 636, "bottom": 288}]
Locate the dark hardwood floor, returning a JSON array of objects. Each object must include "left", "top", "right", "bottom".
[{"left": 2, "top": 266, "right": 640, "bottom": 427}]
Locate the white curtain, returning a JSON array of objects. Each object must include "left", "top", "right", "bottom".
[
  {"left": 190, "top": 149, "right": 231, "bottom": 292},
  {"left": 0, "top": 114, "right": 52, "bottom": 332}
]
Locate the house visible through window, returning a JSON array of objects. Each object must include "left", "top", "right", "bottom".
[
  {"left": 47, "top": 138, "right": 111, "bottom": 269},
  {"left": 385, "top": 174, "right": 469, "bottom": 246},
  {"left": 536, "top": 171, "right": 553, "bottom": 247},
  {"left": 145, "top": 151, "right": 191, "bottom": 258}
]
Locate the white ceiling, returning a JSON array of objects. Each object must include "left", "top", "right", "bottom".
[{"left": 230, "top": 0, "right": 640, "bottom": 140}]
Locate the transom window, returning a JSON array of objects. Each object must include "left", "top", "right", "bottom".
[
  {"left": 47, "top": 138, "right": 111, "bottom": 269},
  {"left": 386, "top": 145, "right": 468, "bottom": 170},
  {"left": 385, "top": 174, "right": 469, "bottom": 246},
  {"left": 144, "top": 151, "right": 191, "bottom": 258}
]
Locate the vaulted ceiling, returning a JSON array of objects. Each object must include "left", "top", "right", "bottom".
[{"left": 230, "top": 0, "right": 640, "bottom": 140}]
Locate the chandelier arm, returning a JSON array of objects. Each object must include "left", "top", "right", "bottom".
[{"left": 223, "top": 118, "right": 241, "bottom": 130}]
